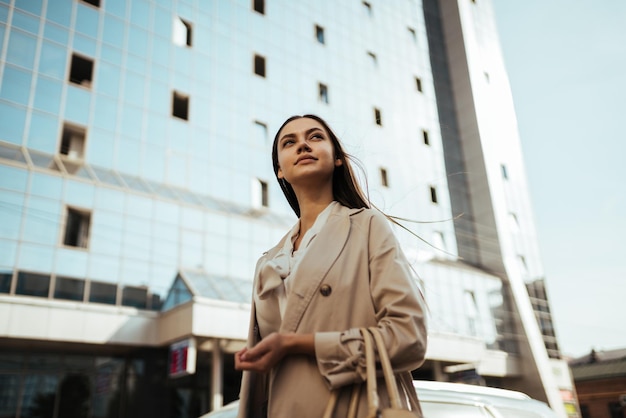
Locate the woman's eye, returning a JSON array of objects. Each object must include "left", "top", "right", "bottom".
[
  {"left": 283, "top": 140, "right": 294, "bottom": 147},
  {"left": 311, "top": 134, "right": 323, "bottom": 141}
]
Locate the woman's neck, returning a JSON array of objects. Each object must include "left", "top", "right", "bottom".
[{"left": 294, "top": 188, "right": 334, "bottom": 237}]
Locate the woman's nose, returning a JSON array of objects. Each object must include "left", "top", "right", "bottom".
[{"left": 296, "top": 139, "right": 312, "bottom": 153}]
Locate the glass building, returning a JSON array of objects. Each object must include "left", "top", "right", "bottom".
[{"left": 0, "top": 0, "right": 575, "bottom": 416}]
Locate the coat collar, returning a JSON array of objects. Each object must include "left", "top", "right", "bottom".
[{"left": 278, "top": 204, "right": 364, "bottom": 332}]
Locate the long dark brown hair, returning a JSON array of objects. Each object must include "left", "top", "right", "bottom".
[{"left": 272, "top": 115, "right": 370, "bottom": 217}]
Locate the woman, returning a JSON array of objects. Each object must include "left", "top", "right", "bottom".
[{"left": 235, "top": 115, "right": 427, "bottom": 417}]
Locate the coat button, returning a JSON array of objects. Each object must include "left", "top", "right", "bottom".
[{"left": 320, "top": 285, "right": 332, "bottom": 297}]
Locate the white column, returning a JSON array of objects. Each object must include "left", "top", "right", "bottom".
[{"left": 211, "top": 339, "right": 224, "bottom": 410}]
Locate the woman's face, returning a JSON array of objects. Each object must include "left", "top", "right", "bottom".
[{"left": 275, "top": 117, "right": 342, "bottom": 188}]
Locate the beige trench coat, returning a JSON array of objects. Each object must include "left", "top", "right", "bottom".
[{"left": 237, "top": 204, "right": 427, "bottom": 418}]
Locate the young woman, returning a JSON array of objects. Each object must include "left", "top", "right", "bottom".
[{"left": 235, "top": 115, "right": 427, "bottom": 417}]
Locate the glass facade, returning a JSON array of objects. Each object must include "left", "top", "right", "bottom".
[{"left": 0, "top": 0, "right": 563, "bottom": 414}]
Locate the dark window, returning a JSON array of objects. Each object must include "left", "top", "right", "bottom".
[
  {"left": 0, "top": 272, "right": 12, "bottom": 293},
  {"left": 260, "top": 180, "right": 268, "bottom": 207},
  {"left": 253, "top": 0, "right": 264, "bottom": 14},
  {"left": 580, "top": 404, "right": 590, "bottom": 418},
  {"left": 367, "top": 51, "right": 377, "bottom": 66},
  {"left": 89, "top": 281, "right": 117, "bottom": 305},
  {"left": 415, "top": 77, "right": 422, "bottom": 92},
  {"left": 501, "top": 163, "right": 509, "bottom": 179},
  {"left": 430, "top": 186, "right": 438, "bottom": 203},
  {"left": 315, "top": 25, "right": 325, "bottom": 44},
  {"left": 422, "top": 130, "right": 430, "bottom": 145},
  {"left": 16, "top": 272, "right": 50, "bottom": 298},
  {"left": 374, "top": 108, "right": 382, "bottom": 126},
  {"left": 63, "top": 207, "right": 91, "bottom": 248},
  {"left": 380, "top": 168, "right": 389, "bottom": 187},
  {"left": 122, "top": 286, "right": 148, "bottom": 309},
  {"left": 318, "top": 83, "right": 329, "bottom": 104},
  {"left": 54, "top": 277, "right": 85, "bottom": 301},
  {"left": 363, "top": 1, "right": 372, "bottom": 16},
  {"left": 81, "top": 0, "right": 100, "bottom": 7},
  {"left": 608, "top": 402, "right": 624, "bottom": 418},
  {"left": 172, "top": 91, "right": 189, "bottom": 120},
  {"left": 69, "top": 54, "right": 94, "bottom": 87},
  {"left": 60, "top": 123, "right": 86, "bottom": 160},
  {"left": 254, "top": 54, "right": 266, "bottom": 77},
  {"left": 173, "top": 18, "right": 192, "bottom": 47}
]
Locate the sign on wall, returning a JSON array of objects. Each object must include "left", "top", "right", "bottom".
[{"left": 169, "top": 338, "right": 197, "bottom": 378}]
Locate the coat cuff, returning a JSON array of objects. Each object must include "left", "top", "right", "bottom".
[{"left": 314, "top": 329, "right": 365, "bottom": 389}]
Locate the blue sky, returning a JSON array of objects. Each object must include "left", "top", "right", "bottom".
[{"left": 492, "top": 0, "right": 626, "bottom": 357}]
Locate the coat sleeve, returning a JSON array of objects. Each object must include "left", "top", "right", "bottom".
[{"left": 314, "top": 211, "right": 428, "bottom": 389}]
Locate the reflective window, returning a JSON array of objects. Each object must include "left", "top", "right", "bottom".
[
  {"left": 43, "top": 21, "right": 69, "bottom": 45},
  {"left": 45, "top": 0, "right": 72, "bottom": 26},
  {"left": 127, "top": 26, "right": 148, "bottom": 57},
  {"left": 102, "top": 15, "right": 124, "bottom": 47},
  {"left": 0, "top": 102, "right": 27, "bottom": 144},
  {"left": 16, "top": 271, "right": 50, "bottom": 297},
  {"left": 22, "top": 196, "right": 61, "bottom": 245},
  {"left": 75, "top": 2, "right": 99, "bottom": 38},
  {"left": 20, "top": 374, "right": 60, "bottom": 415},
  {"left": 0, "top": 271, "right": 11, "bottom": 293},
  {"left": 54, "top": 276, "right": 85, "bottom": 301},
  {"left": 11, "top": 10, "right": 40, "bottom": 35},
  {"left": 6, "top": 29, "right": 37, "bottom": 69},
  {"left": 0, "top": 6, "right": 7, "bottom": 23},
  {"left": 39, "top": 41, "right": 68, "bottom": 79},
  {"left": 95, "top": 61, "right": 121, "bottom": 96},
  {"left": 121, "top": 286, "right": 147, "bottom": 309},
  {"left": 130, "top": 0, "right": 149, "bottom": 28},
  {"left": 88, "top": 281, "right": 117, "bottom": 304},
  {"left": 123, "top": 71, "right": 145, "bottom": 107},
  {"left": 33, "top": 76, "right": 63, "bottom": 114},
  {"left": 65, "top": 85, "right": 91, "bottom": 124},
  {"left": 92, "top": 94, "right": 118, "bottom": 131},
  {"left": 0, "top": 64, "right": 31, "bottom": 106},
  {"left": 14, "top": 0, "right": 43, "bottom": 16}
]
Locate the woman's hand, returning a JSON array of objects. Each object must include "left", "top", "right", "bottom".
[{"left": 235, "top": 332, "right": 315, "bottom": 373}]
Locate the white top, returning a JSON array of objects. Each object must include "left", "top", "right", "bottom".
[{"left": 268, "top": 201, "right": 339, "bottom": 318}]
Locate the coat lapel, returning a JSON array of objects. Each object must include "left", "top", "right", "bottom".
[{"left": 280, "top": 205, "right": 364, "bottom": 333}]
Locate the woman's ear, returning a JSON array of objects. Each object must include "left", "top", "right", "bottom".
[
  {"left": 335, "top": 158, "right": 343, "bottom": 167},
  {"left": 277, "top": 167, "right": 284, "bottom": 179}
]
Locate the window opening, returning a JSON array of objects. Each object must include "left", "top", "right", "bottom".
[
  {"left": 172, "top": 91, "right": 189, "bottom": 120},
  {"left": 173, "top": 17, "right": 192, "bottom": 47},
  {"left": 81, "top": 0, "right": 100, "bottom": 8},
  {"left": 422, "top": 130, "right": 430, "bottom": 145},
  {"left": 415, "top": 77, "right": 423, "bottom": 92},
  {"left": 60, "top": 123, "right": 86, "bottom": 160},
  {"left": 315, "top": 25, "right": 325, "bottom": 44},
  {"left": 501, "top": 163, "right": 509, "bottom": 179},
  {"left": 63, "top": 207, "right": 91, "bottom": 248},
  {"left": 254, "top": 54, "right": 266, "bottom": 77},
  {"left": 380, "top": 168, "right": 389, "bottom": 187},
  {"left": 430, "top": 186, "right": 438, "bottom": 203},
  {"left": 408, "top": 27, "right": 416, "bottom": 41},
  {"left": 367, "top": 51, "right": 377, "bottom": 66},
  {"left": 374, "top": 108, "right": 382, "bottom": 126},
  {"left": 252, "top": 178, "right": 269, "bottom": 209},
  {"left": 69, "top": 54, "right": 94, "bottom": 87},
  {"left": 318, "top": 83, "right": 329, "bottom": 104},
  {"left": 362, "top": 1, "right": 372, "bottom": 16},
  {"left": 0, "top": 272, "right": 11, "bottom": 293},
  {"left": 254, "top": 120, "right": 268, "bottom": 143},
  {"left": 253, "top": 0, "right": 265, "bottom": 14}
]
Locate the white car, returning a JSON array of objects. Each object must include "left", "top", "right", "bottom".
[{"left": 200, "top": 380, "right": 558, "bottom": 418}]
